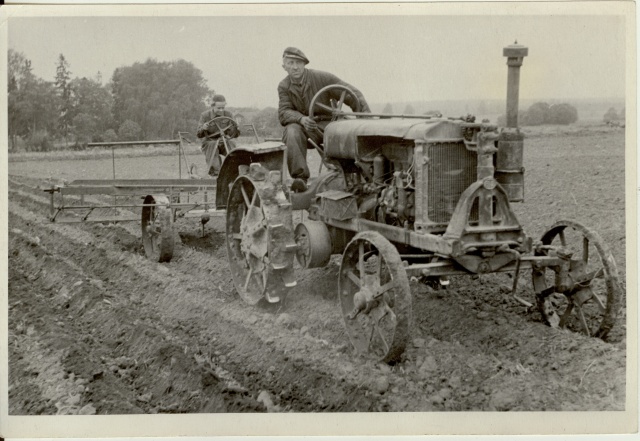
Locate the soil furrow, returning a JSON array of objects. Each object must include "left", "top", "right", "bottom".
[
  {"left": 7, "top": 137, "right": 628, "bottom": 416},
  {"left": 8, "top": 199, "right": 387, "bottom": 411}
]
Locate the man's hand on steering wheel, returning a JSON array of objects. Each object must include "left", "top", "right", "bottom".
[
  {"left": 300, "top": 116, "right": 318, "bottom": 132},
  {"left": 307, "top": 84, "right": 363, "bottom": 135}
]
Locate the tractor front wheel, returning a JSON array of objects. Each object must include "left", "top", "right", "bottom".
[
  {"left": 338, "top": 231, "right": 412, "bottom": 363},
  {"left": 533, "top": 220, "right": 621, "bottom": 339}
]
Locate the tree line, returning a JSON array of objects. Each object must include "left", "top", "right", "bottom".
[
  {"left": 8, "top": 50, "right": 283, "bottom": 152},
  {"left": 497, "top": 102, "right": 579, "bottom": 127}
]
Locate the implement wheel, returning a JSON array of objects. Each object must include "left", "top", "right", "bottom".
[
  {"left": 533, "top": 220, "right": 621, "bottom": 339},
  {"left": 141, "top": 194, "right": 174, "bottom": 262},
  {"left": 339, "top": 231, "right": 412, "bottom": 363},
  {"left": 226, "top": 173, "right": 296, "bottom": 305}
]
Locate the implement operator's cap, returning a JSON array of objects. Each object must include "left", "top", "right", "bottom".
[
  {"left": 283, "top": 47, "right": 309, "bottom": 64},
  {"left": 211, "top": 94, "right": 226, "bottom": 104}
]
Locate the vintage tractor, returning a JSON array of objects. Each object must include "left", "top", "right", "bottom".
[{"left": 217, "top": 43, "right": 622, "bottom": 362}]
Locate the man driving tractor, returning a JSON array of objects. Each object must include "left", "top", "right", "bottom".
[
  {"left": 196, "top": 94, "right": 240, "bottom": 177},
  {"left": 277, "top": 47, "right": 371, "bottom": 191}
]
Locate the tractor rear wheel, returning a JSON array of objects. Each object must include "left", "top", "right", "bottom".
[
  {"left": 338, "top": 231, "right": 412, "bottom": 363},
  {"left": 226, "top": 173, "right": 297, "bottom": 305}
]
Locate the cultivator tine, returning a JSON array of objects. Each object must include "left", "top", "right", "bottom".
[
  {"left": 558, "top": 301, "right": 574, "bottom": 328},
  {"left": 576, "top": 304, "right": 591, "bottom": 337},
  {"left": 582, "top": 237, "right": 589, "bottom": 262},
  {"left": 82, "top": 207, "right": 96, "bottom": 221},
  {"left": 592, "top": 292, "right": 607, "bottom": 312},
  {"left": 366, "top": 323, "right": 376, "bottom": 353},
  {"left": 510, "top": 255, "right": 532, "bottom": 307},
  {"left": 359, "top": 242, "right": 365, "bottom": 280},
  {"left": 375, "top": 327, "right": 390, "bottom": 356}
]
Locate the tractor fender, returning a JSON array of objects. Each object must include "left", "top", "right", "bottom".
[{"left": 216, "top": 141, "right": 286, "bottom": 210}]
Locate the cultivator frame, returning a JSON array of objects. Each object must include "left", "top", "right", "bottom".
[
  {"left": 44, "top": 135, "right": 224, "bottom": 262},
  {"left": 44, "top": 133, "right": 289, "bottom": 263}
]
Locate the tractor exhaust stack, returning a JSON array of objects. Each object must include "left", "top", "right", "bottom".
[
  {"left": 503, "top": 41, "right": 528, "bottom": 128},
  {"left": 496, "top": 42, "right": 528, "bottom": 202}
]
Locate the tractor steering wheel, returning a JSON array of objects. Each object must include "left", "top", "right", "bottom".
[
  {"left": 204, "top": 116, "right": 238, "bottom": 139},
  {"left": 308, "top": 85, "right": 361, "bottom": 133}
]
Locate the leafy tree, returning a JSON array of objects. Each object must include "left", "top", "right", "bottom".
[
  {"left": 403, "top": 104, "right": 415, "bottom": 115},
  {"left": 72, "top": 113, "right": 97, "bottom": 147},
  {"left": 55, "top": 54, "right": 73, "bottom": 140},
  {"left": 8, "top": 50, "right": 60, "bottom": 151},
  {"left": 603, "top": 107, "right": 619, "bottom": 123},
  {"left": 521, "top": 102, "right": 550, "bottom": 126},
  {"left": 69, "top": 76, "right": 114, "bottom": 139},
  {"left": 118, "top": 119, "right": 142, "bottom": 141},
  {"left": 498, "top": 102, "right": 578, "bottom": 127},
  {"left": 27, "top": 130, "right": 53, "bottom": 152},
  {"left": 102, "top": 129, "right": 118, "bottom": 142},
  {"left": 8, "top": 50, "right": 37, "bottom": 149},
  {"left": 548, "top": 103, "right": 578, "bottom": 125},
  {"left": 382, "top": 103, "right": 394, "bottom": 114},
  {"left": 110, "top": 58, "right": 210, "bottom": 139}
]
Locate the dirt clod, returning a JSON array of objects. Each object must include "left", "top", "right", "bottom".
[
  {"left": 77, "top": 404, "right": 96, "bottom": 415},
  {"left": 371, "top": 377, "right": 390, "bottom": 395}
]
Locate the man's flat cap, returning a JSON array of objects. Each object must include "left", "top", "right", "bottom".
[
  {"left": 211, "top": 94, "right": 226, "bottom": 104},
  {"left": 283, "top": 47, "right": 309, "bottom": 64}
]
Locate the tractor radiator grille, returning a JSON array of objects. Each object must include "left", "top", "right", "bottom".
[{"left": 427, "top": 142, "right": 477, "bottom": 224}]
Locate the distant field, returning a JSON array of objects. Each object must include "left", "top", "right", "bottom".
[{"left": 8, "top": 120, "right": 621, "bottom": 164}]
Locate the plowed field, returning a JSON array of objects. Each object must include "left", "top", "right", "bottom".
[{"left": 7, "top": 126, "right": 629, "bottom": 417}]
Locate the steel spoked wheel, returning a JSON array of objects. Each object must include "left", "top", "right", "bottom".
[
  {"left": 339, "top": 231, "right": 412, "bottom": 363},
  {"left": 226, "top": 175, "right": 296, "bottom": 305},
  {"left": 533, "top": 220, "right": 621, "bottom": 339},
  {"left": 141, "top": 194, "right": 174, "bottom": 262}
]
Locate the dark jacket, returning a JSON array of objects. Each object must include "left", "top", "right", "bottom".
[
  {"left": 196, "top": 109, "right": 240, "bottom": 140},
  {"left": 278, "top": 68, "right": 370, "bottom": 126}
]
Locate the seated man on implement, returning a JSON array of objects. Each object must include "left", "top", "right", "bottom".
[
  {"left": 278, "top": 47, "right": 371, "bottom": 191},
  {"left": 196, "top": 94, "right": 240, "bottom": 177}
]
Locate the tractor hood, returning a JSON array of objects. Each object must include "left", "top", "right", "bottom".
[{"left": 323, "top": 118, "right": 464, "bottom": 159}]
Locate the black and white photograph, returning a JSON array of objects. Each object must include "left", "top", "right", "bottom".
[{"left": 1, "top": 2, "right": 636, "bottom": 437}]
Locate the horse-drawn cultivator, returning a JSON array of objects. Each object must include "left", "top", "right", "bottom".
[{"left": 45, "top": 43, "right": 622, "bottom": 363}]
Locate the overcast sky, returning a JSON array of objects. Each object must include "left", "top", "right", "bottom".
[{"left": 5, "top": 4, "right": 629, "bottom": 109}]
